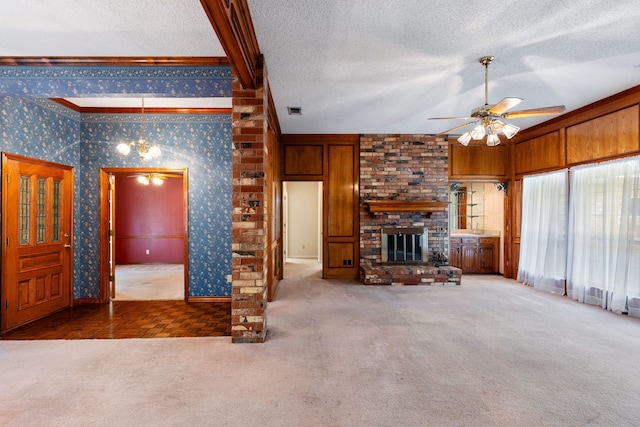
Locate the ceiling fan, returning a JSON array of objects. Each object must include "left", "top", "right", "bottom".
[
  {"left": 429, "top": 56, "right": 566, "bottom": 146},
  {"left": 128, "top": 172, "right": 182, "bottom": 186}
]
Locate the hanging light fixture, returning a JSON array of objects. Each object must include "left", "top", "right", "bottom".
[
  {"left": 136, "top": 173, "right": 164, "bottom": 186},
  {"left": 456, "top": 117, "right": 520, "bottom": 147},
  {"left": 434, "top": 55, "right": 564, "bottom": 147},
  {"left": 117, "top": 98, "right": 161, "bottom": 161}
]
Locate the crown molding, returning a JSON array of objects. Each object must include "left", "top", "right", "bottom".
[{"left": 0, "top": 56, "right": 229, "bottom": 66}]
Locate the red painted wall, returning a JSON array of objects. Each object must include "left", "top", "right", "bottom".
[{"left": 114, "top": 174, "right": 185, "bottom": 263}]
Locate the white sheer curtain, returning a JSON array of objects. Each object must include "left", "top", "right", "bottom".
[
  {"left": 567, "top": 156, "right": 640, "bottom": 316},
  {"left": 518, "top": 170, "right": 568, "bottom": 294}
]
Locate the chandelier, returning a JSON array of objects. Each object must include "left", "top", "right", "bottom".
[{"left": 116, "top": 99, "right": 161, "bottom": 161}]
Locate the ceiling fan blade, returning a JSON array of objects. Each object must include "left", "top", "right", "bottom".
[
  {"left": 502, "top": 105, "right": 566, "bottom": 119},
  {"left": 488, "top": 97, "right": 523, "bottom": 115},
  {"left": 436, "top": 120, "right": 479, "bottom": 135},
  {"left": 428, "top": 116, "right": 474, "bottom": 121}
]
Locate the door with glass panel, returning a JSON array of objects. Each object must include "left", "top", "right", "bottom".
[{"left": 1, "top": 153, "right": 73, "bottom": 333}]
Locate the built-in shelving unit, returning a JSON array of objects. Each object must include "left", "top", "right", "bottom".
[{"left": 451, "top": 187, "right": 485, "bottom": 231}]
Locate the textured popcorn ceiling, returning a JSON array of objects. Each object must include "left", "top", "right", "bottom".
[
  {"left": 2, "top": 1, "right": 640, "bottom": 130},
  {"left": 0, "top": 0, "right": 227, "bottom": 109},
  {"left": 247, "top": 0, "right": 640, "bottom": 133},
  {"left": 0, "top": 0, "right": 224, "bottom": 57}
]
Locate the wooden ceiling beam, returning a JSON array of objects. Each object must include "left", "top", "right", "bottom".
[{"left": 200, "top": 0, "right": 260, "bottom": 90}]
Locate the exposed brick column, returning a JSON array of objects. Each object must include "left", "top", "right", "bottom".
[{"left": 231, "top": 59, "right": 268, "bottom": 343}]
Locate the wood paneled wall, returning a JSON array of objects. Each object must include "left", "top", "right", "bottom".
[
  {"left": 505, "top": 85, "right": 640, "bottom": 277},
  {"left": 280, "top": 134, "right": 360, "bottom": 279},
  {"left": 513, "top": 131, "right": 564, "bottom": 175},
  {"left": 512, "top": 86, "right": 640, "bottom": 176},
  {"left": 267, "top": 129, "right": 282, "bottom": 301},
  {"left": 448, "top": 143, "right": 507, "bottom": 180},
  {"left": 566, "top": 105, "right": 639, "bottom": 165}
]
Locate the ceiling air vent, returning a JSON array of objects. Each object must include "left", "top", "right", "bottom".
[{"left": 287, "top": 106, "right": 302, "bottom": 115}]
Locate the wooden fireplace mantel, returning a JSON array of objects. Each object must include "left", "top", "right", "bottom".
[{"left": 364, "top": 200, "right": 449, "bottom": 217}]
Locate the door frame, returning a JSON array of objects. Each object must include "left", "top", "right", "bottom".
[
  {"left": 99, "top": 167, "right": 189, "bottom": 303},
  {"left": 1, "top": 152, "right": 75, "bottom": 333}
]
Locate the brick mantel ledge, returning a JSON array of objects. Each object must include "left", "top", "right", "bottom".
[{"left": 364, "top": 200, "right": 449, "bottom": 217}]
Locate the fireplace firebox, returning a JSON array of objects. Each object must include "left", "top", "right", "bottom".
[{"left": 381, "top": 227, "right": 428, "bottom": 264}]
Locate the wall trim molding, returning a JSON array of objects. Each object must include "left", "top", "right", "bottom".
[
  {"left": 0, "top": 57, "right": 229, "bottom": 66},
  {"left": 74, "top": 298, "right": 101, "bottom": 304},
  {"left": 188, "top": 296, "right": 231, "bottom": 303}
]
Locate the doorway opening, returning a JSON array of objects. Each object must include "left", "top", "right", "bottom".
[
  {"left": 449, "top": 181, "right": 505, "bottom": 273},
  {"left": 101, "top": 168, "right": 188, "bottom": 301},
  {"left": 283, "top": 181, "right": 323, "bottom": 276}
]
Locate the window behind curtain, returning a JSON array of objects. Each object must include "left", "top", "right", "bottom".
[
  {"left": 518, "top": 170, "right": 568, "bottom": 294},
  {"left": 567, "top": 156, "right": 640, "bottom": 316}
]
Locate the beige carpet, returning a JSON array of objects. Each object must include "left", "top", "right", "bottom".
[
  {"left": 2, "top": 261, "right": 640, "bottom": 426},
  {"left": 113, "top": 264, "right": 184, "bottom": 300}
]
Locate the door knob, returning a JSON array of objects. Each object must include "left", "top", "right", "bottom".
[{"left": 64, "top": 244, "right": 71, "bottom": 248}]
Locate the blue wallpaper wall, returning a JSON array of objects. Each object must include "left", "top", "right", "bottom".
[
  {"left": 0, "top": 65, "right": 232, "bottom": 98},
  {"left": 1, "top": 97, "right": 81, "bottom": 162},
  {"left": 81, "top": 112, "right": 232, "bottom": 297},
  {"left": 1, "top": 97, "right": 232, "bottom": 298}
]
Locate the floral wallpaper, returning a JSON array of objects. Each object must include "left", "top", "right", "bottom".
[
  {"left": 0, "top": 65, "right": 232, "bottom": 97},
  {"left": 81, "top": 112, "right": 232, "bottom": 297},
  {"left": 1, "top": 97, "right": 232, "bottom": 298},
  {"left": 1, "top": 97, "right": 81, "bottom": 162}
]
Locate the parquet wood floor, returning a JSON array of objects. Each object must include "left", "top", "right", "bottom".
[{"left": 1, "top": 301, "right": 231, "bottom": 340}]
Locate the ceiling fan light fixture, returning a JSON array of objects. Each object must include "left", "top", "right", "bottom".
[
  {"left": 458, "top": 132, "right": 472, "bottom": 146},
  {"left": 470, "top": 124, "right": 485, "bottom": 140},
  {"left": 486, "top": 133, "right": 501, "bottom": 146},
  {"left": 134, "top": 173, "right": 165, "bottom": 186},
  {"left": 501, "top": 123, "right": 520, "bottom": 139},
  {"left": 431, "top": 55, "right": 564, "bottom": 146}
]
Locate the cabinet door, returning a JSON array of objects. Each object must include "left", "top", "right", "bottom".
[
  {"left": 327, "top": 243, "right": 354, "bottom": 268},
  {"left": 478, "top": 244, "right": 495, "bottom": 273},
  {"left": 461, "top": 245, "right": 478, "bottom": 272},
  {"left": 449, "top": 244, "right": 462, "bottom": 268}
]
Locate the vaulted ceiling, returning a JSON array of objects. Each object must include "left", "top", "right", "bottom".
[{"left": 2, "top": 1, "right": 640, "bottom": 135}]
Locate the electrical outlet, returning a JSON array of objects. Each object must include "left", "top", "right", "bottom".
[
  {"left": 145, "top": 249, "right": 149, "bottom": 255},
  {"left": 226, "top": 275, "right": 232, "bottom": 282}
]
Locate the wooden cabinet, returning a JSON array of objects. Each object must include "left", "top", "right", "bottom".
[
  {"left": 478, "top": 237, "right": 497, "bottom": 272},
  {"left": 449, "top": 236, "right": 499, "bottom": 273},
  {"left": 448, "top": 238, "right": 463, "bottom": 269}
]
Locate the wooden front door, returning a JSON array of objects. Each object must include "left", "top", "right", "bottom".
[{"left": 1, "top": 153, "right": 74, "bottom": 333}]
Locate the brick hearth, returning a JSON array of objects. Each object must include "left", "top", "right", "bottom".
[{"left": 360, "top": 264, "right": 461, "bottom": 286}]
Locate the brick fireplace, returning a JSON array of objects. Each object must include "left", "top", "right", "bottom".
[{"left": 359, "top": 135, "right": 461, "bottom": 285}]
